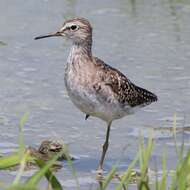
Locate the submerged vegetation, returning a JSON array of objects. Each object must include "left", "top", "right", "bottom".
[
  {"left": 0, "top": 114, "right": 190, "bottom": 190},
  {"left": 0, "top": 41, "right": 7, "bottom": 46}
]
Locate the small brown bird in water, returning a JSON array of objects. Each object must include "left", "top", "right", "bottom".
[{"left": 35, "top": 17, "right": 157, "bottom": 172}]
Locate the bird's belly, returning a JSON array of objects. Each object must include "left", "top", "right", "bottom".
[
  {"left": 64, "top": 74, "right": 95, "bottom": 114},
  {"left": 67, "top": 87, "right": 96, "bottom": 115},
  {"left": 65, "top": 77, "right": 133, "bottom": 122}
]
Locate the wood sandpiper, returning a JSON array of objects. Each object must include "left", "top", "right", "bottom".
[{"left": 34, "top": 17, "right": 157, "bottom": 172}]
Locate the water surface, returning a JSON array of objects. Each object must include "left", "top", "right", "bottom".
[{"left": 0, "top": 0, "right": 190, "bottom": 189}]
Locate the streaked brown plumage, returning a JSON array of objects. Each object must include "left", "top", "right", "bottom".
[
  {"left": 93, "top": 56, "right": 157, "bottom": 106},
  {"left": 35, "top": 17, "right": 157, "bottom": 172}
]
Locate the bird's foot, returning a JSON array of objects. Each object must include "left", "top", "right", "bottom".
[
  {"left": 96, "top": 168, "right": 103, "bottom": 175},
  {"left": 96, "top": 168, "right": 104, "bottom": 181}
]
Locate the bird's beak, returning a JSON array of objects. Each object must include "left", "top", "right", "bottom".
[{"left": 34, "top": 31, "right": 63, "bottom": 40}]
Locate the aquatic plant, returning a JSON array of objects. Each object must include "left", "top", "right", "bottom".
[
  {"left": 0, "top": 114, "right": 190, "bottom": 190},
  {"left": 0, "top": 41, "right": 7, "bottom": 46}
]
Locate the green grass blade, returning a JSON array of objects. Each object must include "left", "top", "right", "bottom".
[
  {"left": 177, "top": 149, "right": 190, "bottom": 188},
  {"left": 116, "top": 154, "right": 139, "bottom": 190},
  {"left": 13, "top": 150, "right": 32, "bottom": 185},
  {"left": 62, "top": 144, "right": 80, "bottom": 190},
  {"left": 0, "top": 41, "right": 7, "bottom": 46},
  {"left": 96, "top": 165, "right": 117, "bottom": 190},
  {"left": 157, "top": 151, "right": 167, "bottom": 190},
  {"left": 26, "top": 151, "right": 63, "bottom": 189},
  {"left": 102, "top": 165, "right": 117, "bottom": 190},
  {"left": 0, "top": 153, "right": 21, "bottom": 170},
  {"left": 172, "top": 113, "right": 179, "bottom": 156},
  {"left": 34, "top": 159, "right": 62, "bottom": 190},
  {"left": 6, "top": 184, "right": 38, "bottom": 190},
  {"left": 0, "top": 152, "right": 33, "bottom": 170},
  {"left": 11, "top": 112, "right": 30, "bottom": 184},
  {"left": 18, "top": 112, "right": 29, "bottom": 154},
  {"left": 138, "top": 131, "right": 154, "bottom": 190}
]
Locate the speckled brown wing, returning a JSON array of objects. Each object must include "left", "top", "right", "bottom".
[{"left": 94, "top": 57, "right": 158, "bottom": 107}]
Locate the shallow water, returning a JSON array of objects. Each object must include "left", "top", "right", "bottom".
[{"left": 0, "top": 0, "right": 190, "bottom": 189}]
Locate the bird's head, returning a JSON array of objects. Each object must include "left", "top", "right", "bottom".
[{"left": 35, "top": 17, "right": 92, "bottom": 45}]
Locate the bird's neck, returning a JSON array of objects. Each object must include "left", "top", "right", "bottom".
[{"left": 67, "top": 39, "right": 92, "bottom": 64}]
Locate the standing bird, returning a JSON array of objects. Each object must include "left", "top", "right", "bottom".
[{"left": 35, "top": 17, "right": 157, "bottom": 172}]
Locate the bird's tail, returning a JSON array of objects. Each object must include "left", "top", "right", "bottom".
[{"left": 134, "top": 85, "right": 158, "bottom": 106}]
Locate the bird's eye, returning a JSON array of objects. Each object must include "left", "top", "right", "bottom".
[{"left": 70, "top": 25, "right": 78, "bottom": 31}]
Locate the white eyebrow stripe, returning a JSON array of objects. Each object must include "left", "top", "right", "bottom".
[
  {"left": 64, "top": 23, "right": 74, "bottom": 28},
  {"left": 60, "top": 23, "right": 73, "bottom": 32}
]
